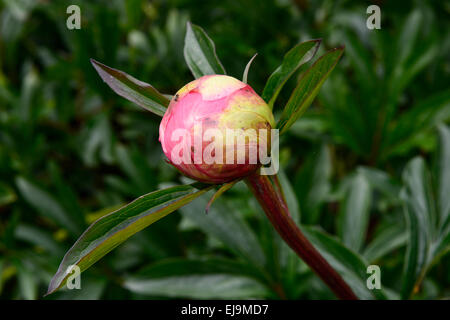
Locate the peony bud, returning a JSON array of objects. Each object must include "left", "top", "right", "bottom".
[{"left": 159, "top": 75, "right": 275, "bottom": 184}]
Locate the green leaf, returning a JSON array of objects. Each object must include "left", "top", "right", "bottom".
[
  {"left": 302, "top": 226, "right": 387, "bottom": 300},
  {"left": 81, "top": 113, "right": 115, "bottom": 166},
  {"left": 90, "top": 59, "right": 169, "bottom": 116},
  {"left": 277, "top": 169, "right": 300, "bottom": 222},
  {"left": 123, "top": 257, "right": 270, "bottom": 299},
  {"left": 433, "top": 125, "right": 450, "bottom": 260},
  {"left": 319, "top": 72, "right": 371, "bottom": 156},
  {"left": 179, "top": 193, "right": 266, "bottom": 269},
  {"left": 357, "top": 166, "right": 401, "bottom": 202},
  {"left": 114, "top": 144, "right": 155, "bottom": 194},
  {"left": 383, "top": 89, "right": 450, "bottom": 160},
  {"left": 262, "top": 39, "right": 321, "bottom": 108},
  {"left": 183, "top": 22, "right": 226, "bottom": 78},
  {"left": 295, "top": 144, "right": 332, "bottom": 224},
  {"left": 277, "top": 46, "right": 344, "bottom": 135},
  {"left": 394, "top": 10, "right": 422, "bottom": 70},
  {"left": 46, "top": 183, "right": 212, "bottom": 295},
  {"left": 363, "top": 224, "right": 408, "bottom": 263},
  {"left": 18, "top": 63, "right": 39, "bottom": 122},
  {"left": 386, "top": 11, "right": 439, "bottom": 114},
  {"left": 205, "top": 180, "right": 238, "bottom": 214},
  {"left": 400, "top": 157, "right": 434, "bottom": 298},
  {"left": 242, "top": 53, "right": 258, "bottom": 84},
  {"left": 124, "top": 273, "right": 269, "bottom": 299},
  {"left": 288, "top": 114, "right": 328, "bottom": 141},
  {"left": 48, "top": 162, "right": 86, "bottom": 229},
  {"left": 15, "top": 224, "right": 65, "bottom": 256},
  {"left": 15, "top": 177, "right": 83, "bottom": 235},
  {"left": 390, "top": 41, "right": 439, "bottom": 102},
  {"left": 437, "top": 125, "right": 450, "bottom": 233},
  {"left": 339, "top": 30, "right": 375, "bottom": 97},
  {"left": 433, "top": 232, "right": 450, "bottom": 263},
  {"left": 134, "top": 257, "right": 265, "bottom": 280},
  {"left": 339, "top": 173, "right": 372, "bottom": 252},
  {"left": 15, "top": 261, "right": 38, "bottom": 300},
  {"left": 0, "top": 182, "right": 17, "bottom": 207}
]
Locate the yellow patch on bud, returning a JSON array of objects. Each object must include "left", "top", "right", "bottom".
[
  {"left": 222, "top": 92, "right": 275, "bottom": 129},
  {"left": 175, "top": 80, "right": 198, "bottom": 99},
  {"left": 198, "top": 75, "right": 246, "bottom": 101}
]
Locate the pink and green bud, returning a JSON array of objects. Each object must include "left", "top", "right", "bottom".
[{"left": 159, "top": 75, "right": 275, "bottom": 184}]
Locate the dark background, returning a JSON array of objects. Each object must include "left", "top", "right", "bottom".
[{"left": 0, "top": 0, "right": 449, "bottom": 299}]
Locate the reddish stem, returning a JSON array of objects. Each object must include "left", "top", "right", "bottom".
[{"left": 246, "top": 172, "right": 358, "bottom": 300}]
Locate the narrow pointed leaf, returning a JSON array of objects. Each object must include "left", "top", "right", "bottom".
[
  {"left": 400, "top": 157, "right": 433, "bottom": 299},
  {"left": 179, "top": 193, "right": 266, "bottom": 269},
  {"left": 303, "top": 226, "right": 387, "bottom": 300},
  {"left": 277, "top": 47, "right": 344, "bottom": 134},
  {"left": 46, "top": 183, "right": 212, "bottom": 295},
  {"left": 134, "top": 258, "right": 264, "bottom": 279},
  {"left": 437, "top": 125, "right": 450, "bottom": 233},
  {"left": 16, "top": 263, "right": 38, "bottom": 300},
  {"left": 205, "top": 180, "right": 238, "bottom": 214},
  {"left": 15, "top": 224, "right": 65, "bottom": 256},
  {"left": 295, "top": 144, "right": 332, "bottom": 224},
  {"left": 184, "top": 22, "right": 226, "bottom": 78},
  {"left": 0, "top": 182, "right": 16, "bottom": 206},
  {"left": 242, "top": 53, "right": 258, "bottom": 84},
  {"left": 357, "top": 166, "right": 401, "bottom": 202},
  {"left": 91, "top": 59, "right": 169, "bottom": 116},
  {"left": 340, "top": 30, "right": 375, "bottom": 96},
  {"left": 395, "top": 10, "right": 422, "bottom": 69},
  {"left": 363, "top": 224, "right": 408, "bottom": 263},
  {"left": 15, "top": 177, "right": 83, "bottom": 236},
  {"left": 124, "top": 274, "right": 269, "bottom": 299},
  {"left": 123, "top": 259, "right": 269, "bottom": 299},
  {"left": 383, "top": 89, "right": 450, "bottom": 160},
  {"left": 434, "top": 125, "right": 450, "bottom": 260},
  {"left": 433, "top": 231, "right": 450, "bottom": 262},
  {"left": 339, "top": 173, "right": 372, "bottom": 253},
  {"left": 262, "top": 39, "right": 321, "bottom": 108},
  {"left": 277, "top": 169, "right": 300, "bottom": 222}
]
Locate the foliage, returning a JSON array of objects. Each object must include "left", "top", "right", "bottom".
[{"left": 0, "top": 0, "right": 449, "bottom": 300}]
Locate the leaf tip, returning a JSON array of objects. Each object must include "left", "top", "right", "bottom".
[
  {"left": 90, "top": 58, "right": 105, "bottom": 76},
  {"left": 43, "top": 290, "right": 52, "bottom": 298},
  {"left": 45, "top": 280, "right": 58, "bottom": 297},
  {"left": 243, "top": 53, "right": 258, "bottom": 84},
  {"left": 90, "top": 58, "right": 101, "bottom": 69},
  {"left": 205, "top": 191, "right": 216, "bottom": 214}
]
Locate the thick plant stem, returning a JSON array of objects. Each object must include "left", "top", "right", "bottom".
[{"left": 245, "top": 172, "right": 358, "bottom": 300}]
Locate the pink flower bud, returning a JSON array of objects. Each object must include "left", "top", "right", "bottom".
[{"left": 159, "top": 75, "right": 275, "bottom": 184}]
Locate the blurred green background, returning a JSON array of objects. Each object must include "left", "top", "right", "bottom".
[{"left": 0, "top": 0, "right": 449, "bottom": 299}]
